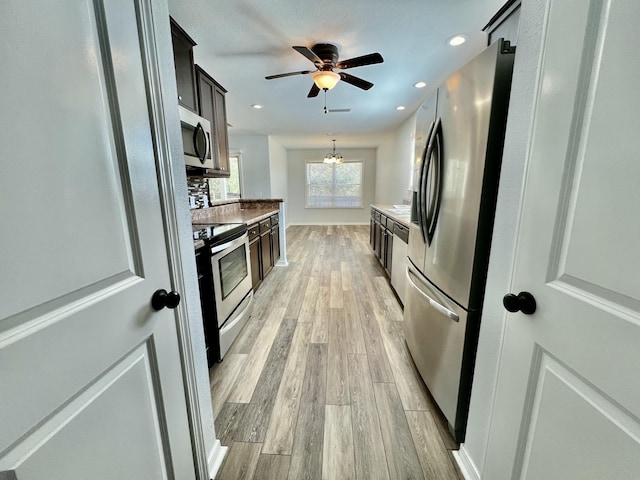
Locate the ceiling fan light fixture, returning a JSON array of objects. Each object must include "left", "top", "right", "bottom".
[{"left": 313, "top": 70, "right": 341, "bottom": 90}]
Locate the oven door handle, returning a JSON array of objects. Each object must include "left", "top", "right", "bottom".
[
  {"left": 220, "top": 292, "right": 253, "bottom": 333},
  {"left": 211, "top": 233, "right": 248, "bottom": 254}
]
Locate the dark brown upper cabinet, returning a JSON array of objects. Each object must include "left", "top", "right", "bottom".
[
  {"left": 170, "top": 17, "right": 197, "bottom": 112},
  {"left": 196, "top": 65, "right": 230, "bottom": 177}
]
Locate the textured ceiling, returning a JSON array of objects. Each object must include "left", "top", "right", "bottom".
[{"left": 167, "top": 0, "right": 506, "bottom": 148}]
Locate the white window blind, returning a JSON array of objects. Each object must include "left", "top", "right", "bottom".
[{"left": 306, "top": 161, "right": 363, "bottom": 208}]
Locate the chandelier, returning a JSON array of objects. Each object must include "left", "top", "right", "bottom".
[{"left": 324, "top": 139, "right": 343, "bottom": 164}]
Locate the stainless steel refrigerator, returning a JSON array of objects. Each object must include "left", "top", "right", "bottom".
[{"left": 404, "top": 39, "right": 515, "bottom": 443}]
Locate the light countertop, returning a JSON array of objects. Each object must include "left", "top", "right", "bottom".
[{"left": 371, "top": 204, "right": 411, "bottom": 228}]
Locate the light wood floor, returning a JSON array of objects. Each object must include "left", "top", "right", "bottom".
[{"left": 210, "top": 225, "right": 463, "bottom": 480}]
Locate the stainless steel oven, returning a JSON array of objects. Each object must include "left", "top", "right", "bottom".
[
  {"left": 193, "top": 222, "right": 253, "bottom": 363},
  {"left": 210, "top": 231, "right": 253, "bottom": 359}
]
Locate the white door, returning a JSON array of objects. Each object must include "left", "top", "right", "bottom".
[
  {"left": 0, "top": 1, "right": 196, "bottom": 479},
  {"left": 484, "top": 0, "right": 640, "bottom": 478}
]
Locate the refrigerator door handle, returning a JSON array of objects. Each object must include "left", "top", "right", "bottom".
[
  {"left": 424, "top": 117, "right": 443, "bottom": 245},
  {"left": 406, "top": 266, "right": 459, "bottom": 322},
  {"left": 417, "top": 120, "right": 437, "bottom": 243}
]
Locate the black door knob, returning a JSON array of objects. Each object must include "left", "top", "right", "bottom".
[
  {"left": 503, "top": 291, "right": 536, "bottom": 315},
  {"left": 151, "top": 289, "right": 181, "bottom": 311}
]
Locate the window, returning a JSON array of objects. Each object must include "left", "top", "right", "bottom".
[
  {"left": 208, "top": 154, "right": 242, "bottom": 201},
  {"left": 306, "top": 161, "right": 363, "bottom": 208}
]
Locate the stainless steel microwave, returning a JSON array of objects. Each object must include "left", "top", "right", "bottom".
[{"left": 179, "top": 105, "right": 213, "bottom": 170}]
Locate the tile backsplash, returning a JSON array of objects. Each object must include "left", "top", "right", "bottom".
[{"left": 187, "top": 177, "right": 209, "bottom": 209}]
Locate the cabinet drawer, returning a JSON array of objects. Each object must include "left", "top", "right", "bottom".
[
  {"left": 248, "top": 223, "right": 260, "bottom": 240},
  {"left": 373, "top": 211, "right": 381, "bottom": 222},
  {"left": 270, "top": 213, "right": 279, "bottom": 225},
  {"left": 259, "top": 218, "right": 272, "bottom": 233},
  {"left": 385, "top": 217, "right": 395, "bottom": 230}
]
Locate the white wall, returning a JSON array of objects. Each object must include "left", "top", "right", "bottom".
[
  {"left": 375, "top": 115, "right": 416, "bottom": 205},
  {"left": 268, "top": 137, "right": 288, "bottom": 200},
  {"left": 228, "top": 134, "right": 271, "bottom": 198},
  {"left": 458, "top": 1, "right": 546, "bottom": 478},
  {"left": 287, "top": 148, "right": 377, "bottom": 225}
]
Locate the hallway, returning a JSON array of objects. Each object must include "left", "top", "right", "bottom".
[{"left": 210, "top": 225, "right": 463, "bottom": 480}]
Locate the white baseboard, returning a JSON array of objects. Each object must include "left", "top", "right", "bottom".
[
  {"left": 275, "top": 260, "right": 289, "bottom": 266},
  {"left": 453, "top": 445, "right": 481, "bottom": 480},
  {"left": 207, "top": 439, "right": 227, "bottom": 479}
]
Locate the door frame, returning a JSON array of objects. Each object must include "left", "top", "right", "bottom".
[
  {"left": 138, "top": 0, "right": 219, "bottom": 478},
  {"left": 454, "top": 0, "right": 549, "bottom": 478}
]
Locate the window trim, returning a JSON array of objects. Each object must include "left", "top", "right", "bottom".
[
  {"left": 305, "top": 159, "right": 364, "bottom": 209},
  {"left": 207, "top": 153, "right": 242, "bottom": 201}
]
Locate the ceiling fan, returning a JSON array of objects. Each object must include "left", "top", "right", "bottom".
[{"left": 265, "top": 43, "right": 383, "bottom": 97}]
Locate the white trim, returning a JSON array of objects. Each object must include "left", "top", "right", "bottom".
[
  {"left": 207, "top": 440, "right": 228, "bottom": 478},
  {"left": 454, "top": 446, "right": 481, "bottom": 480},
  {"left": 139, "top": 0, "right": 209, "bottom": 478}
]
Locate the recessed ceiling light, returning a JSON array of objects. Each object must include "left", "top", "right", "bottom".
[
  {"left": 448, "top": 35, "right": 466, "bottom": 46},
  {"left": 396, "top": 106, "right": 406, "bottom": 111},
  {"left": 251, "top": 104, "right": 263, "bottom": 109},
  {"left": 414, "top": 81, "right": 427, "bottom": 89}
]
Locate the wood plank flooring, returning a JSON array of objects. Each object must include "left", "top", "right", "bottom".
[{"left": 211, "top": 225, "right": 463, "bottom": 480}]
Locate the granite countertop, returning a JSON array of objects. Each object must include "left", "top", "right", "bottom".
[
  {"left": 371, "top": 204, "right": 411, "bottom": 228},
  {"left": 192, "top": 203, "right": 281, "bottom": 249},
  {"left": 195, "top": 207, "right": 279, "bottom": 226}
]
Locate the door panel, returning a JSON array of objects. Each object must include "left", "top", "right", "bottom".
[
  {"left": 519, "top": 351, "right": 640, "bottom": 479},
  {"left": 0, "top": 0, "right": 195, "bottom": 478},
  {"left": 485, "top": 1, "right": 640, "bottom": 477},
  {"left": 2, "top": 345, "right": 169, "bottom": 480}
]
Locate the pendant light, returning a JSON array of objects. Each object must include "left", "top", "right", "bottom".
[{"left": 324, "top": 139, "right": 343, "bottom": 164}]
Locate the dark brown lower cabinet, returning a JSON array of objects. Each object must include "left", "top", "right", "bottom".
[
  {"left": 249, "top": 236, "right": 261, "bottom": 291},
  {"left": 261, "top": 231, "right": 273, "bottom": 278},
  {"left": 248, "top": 212, "right": 280, "bottom": 292},
  {"left": 384, "top": 222, "right": 393, "bottom": 276},
  {"left": 271, "top": 223, "right": 280, "bottom": 265}
]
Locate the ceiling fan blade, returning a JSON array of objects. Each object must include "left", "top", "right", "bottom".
[
  {"left": 265, "top": 70, "right": 313, "bottom": 80},
  {"left": 336, "top": 52, "right": 383, "bottom": 70},
  {"left": 307, "top": 83, "right": 320, "bottom": 98},
  {"left": 339, "top": 72, "right": 374, "bottom": 90},
  {"left": 293, "top": 46, "right": 323, "bottom": 65}
]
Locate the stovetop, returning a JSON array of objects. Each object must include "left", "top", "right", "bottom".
[{"left": 192, "top": 222, "right": 247, "bottom": 246}]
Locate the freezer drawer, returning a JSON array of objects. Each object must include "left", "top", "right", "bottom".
[{"left": 403, "top": 261, "right": 477, "bottom": 442}]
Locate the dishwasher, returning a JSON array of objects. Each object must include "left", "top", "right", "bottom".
[{"left": 390, "top": 222, "right": 409, "bottom": 305}]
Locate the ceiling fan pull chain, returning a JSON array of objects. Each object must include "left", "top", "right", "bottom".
[{"left": 324, "top": 90, "right": 328, "bottom": 114}]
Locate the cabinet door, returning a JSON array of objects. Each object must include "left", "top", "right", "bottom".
[
  {"left": 370, "top": 214, "right": 375, "bottom": 248},
  {"left": 249, "top": 237, "right": 262, "bottom": 291},
  {"left": 385, "top": 227, "right": 393, "bottom": 275},
  {"left": 375, "top": 220, "right": 383, "bottom": 260},
  {"left": 271, "top": 225, "right": 280, "bottom": 265},
  {"left": 261, "top": 232, "right": 273, "bottom": 278},
  {"left": 213, "top": 84, "right": 230, "bottom": 176},
  {"left": 170, "top": 18, "right": 197, "bottom": 112},
  {"left": 194, "top": 66, "right": 219, "bottom": 173}
]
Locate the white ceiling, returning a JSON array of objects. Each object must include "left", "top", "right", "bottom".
[{"left": 167, "top": 0, "right": 506, "bottom": 148}]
